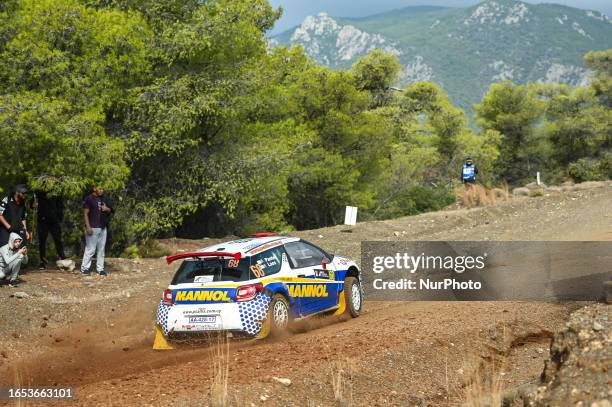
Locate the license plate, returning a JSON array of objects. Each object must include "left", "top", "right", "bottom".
[{"left": 188, "top": 316, "right": 217, "bottom": 324}]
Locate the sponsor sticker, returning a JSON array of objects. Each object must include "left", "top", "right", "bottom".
[
  {"left": 336, "top": 257, "right": 349, "bottom": 266},
  {"left": 288, "top": 284, "right": 329, "bottom": 298},
  {"left": 262, "top": 255, "right": 278, "bottom": 268},
  {"left": 248, "top": 241, "right": 283, "bottom": 255},
  {"left": 183, "top": 308, "right": 221, "bottom": 315},
  {"left": 175, "top": 290, "right": 232, "bottom": 303}
]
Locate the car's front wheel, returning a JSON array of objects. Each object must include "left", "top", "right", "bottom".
[
  {"left": 344, "top": 276, "right": 362, "bottom": 317},
  {"left": 269, "top": 294, "right": 290, "bottom": 335}
]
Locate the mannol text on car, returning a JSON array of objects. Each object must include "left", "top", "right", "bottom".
[{"left": 153, "top": 233, "right": 364, "bottom": 349}]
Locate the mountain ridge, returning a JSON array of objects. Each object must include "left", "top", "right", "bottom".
[{"left": 271, "top": 0, "right": 612, "bottom": 113}]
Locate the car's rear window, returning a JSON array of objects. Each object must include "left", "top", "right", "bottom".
[{"left": 171, "top": 258, "right": 250, "bottom": 284}]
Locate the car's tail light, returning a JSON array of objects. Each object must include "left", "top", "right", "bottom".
[
  {"left": 163, "top": 289, "right": 174, "bottom": 305},
  {"left": 235, "top": 283, "right": 263, "bottom": 302}
]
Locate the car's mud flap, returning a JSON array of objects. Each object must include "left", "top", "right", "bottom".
[
  {"left": 253, "top": 316, "right": 270, "bottom": 340},
  {"left": 332, "top": 290, "right": 346, "bottom": 316},
  {"left": 153, "top": 325, "right": 175, "bottom": 350}
]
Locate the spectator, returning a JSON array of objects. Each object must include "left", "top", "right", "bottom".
[
  {"left": 461, "top": 157, "right": 479, "bottom": 185},
  {"left": 34, "top": 190, "right": 67, "bottom": 270},
  {"left": 0, "top": 184, "right": 30, "bottom": 247},
  {"left": 0, "top": 233, "right": 28, "bottom": 288},
  {"left": 80, "top": 186, "right": 113, "bottom": 276}
]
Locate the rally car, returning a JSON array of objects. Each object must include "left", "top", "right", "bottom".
[{"left": 153, "top": 233, "right": 363, "bottom": 349}]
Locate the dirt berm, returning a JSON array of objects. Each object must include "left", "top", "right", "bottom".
[{"left": 532, "top": 304, "right": 611, "bottom": 406}]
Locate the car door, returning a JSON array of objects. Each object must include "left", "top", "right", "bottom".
[{"left": 283, "top": 241, "right": 339, "bottom": 316}]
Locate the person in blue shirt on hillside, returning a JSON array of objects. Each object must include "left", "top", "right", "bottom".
[{"left": 461, "top": 157, "right": 478, "bottom": 185}]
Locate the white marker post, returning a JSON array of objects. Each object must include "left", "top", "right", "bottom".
[
  {"left": 537, "top": 171, "right": 541, "bottom": 186},
  {"left": 344, "top": 206, "right": 358, "bottom": 226}
]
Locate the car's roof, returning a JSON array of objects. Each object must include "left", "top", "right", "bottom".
[{"left": 198, "top": 235, "right": 300, "bottom": 257}]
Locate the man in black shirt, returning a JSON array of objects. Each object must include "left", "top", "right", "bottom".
[
  {"left": 34, "top": 191, "right": 67, "bottom": 269},
  {"left": 0, "top": 184, "right": 30, "bottom": 247}
]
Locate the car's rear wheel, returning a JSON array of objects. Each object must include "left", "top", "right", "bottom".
[
  {"left": 344, "top": 276, "right": 362, "bottom": 318},
  {"left": 269, "top": 294, "right": 290, "bottom": 335}
]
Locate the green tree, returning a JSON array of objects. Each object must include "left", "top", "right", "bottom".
[
  {"left": 351, "top": 51, "right": 402, "bottom": 108},
  {"left": 584, "top": 49, "right": 612, "bottom": 108},
  {"left": 0, "top": 0, "right": 149, "bottom": 195},
  {"left": 113, "top": 0, "right": 283, "bottom": 240},
  {"left": 583, "top": 49, "right": 612, "bottom": 156},
  {"left": 403, "top": 82, "right": 479, "bottom": 180},
  {"left": 474, "top": 81, "right": 545, "bottom": 183},
  {"left": 281, "top": 63, "right": 394, "bottom": 228},
  {"left": 0, "top": 93, "right": 128, "bottom": 195},
  {"left": 545, "top": 86, "right": 610, "bottom": 169},
  {"left": 371, "top": 81, "right": 501, "bottom": 217}
]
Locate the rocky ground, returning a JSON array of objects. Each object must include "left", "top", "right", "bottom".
[
  {"left": 0, "top": 182, "right": 610, "bottom": 406},
  {"left": 535, "top": 303, "right": 611, "bottom": 406}
]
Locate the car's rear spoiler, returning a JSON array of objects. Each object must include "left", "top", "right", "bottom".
[{"left": 166, "top": 251, "right": 242, "bottom": 265}]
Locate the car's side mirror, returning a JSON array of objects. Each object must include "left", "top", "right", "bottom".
[{"left": 322, "top": 256, "right": 331, "bottom": 269}]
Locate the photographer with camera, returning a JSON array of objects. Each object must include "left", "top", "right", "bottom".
[
  {"left": 0, "top": 184, "right": 30, "bottom": 247},
  {"left": 0, "top": 233, "right": 28, "bottom": 288}
]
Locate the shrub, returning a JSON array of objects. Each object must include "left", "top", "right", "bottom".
[
  {"left": 409, "top": 186, "right": 456, "bottom": 214},
  {"left": 120, "top": 239, "right": 171, "bottom": 259},
  {"left": 373, "top": 185, "right": 456, "bottom": 219},
  {"left": 138, "top": 239, "right": 172, "bottom": 258},
  {"left": 568, "top": 154, "right": 612, "bottom": 183},
  {"left": 121, "top": 245, "right": 140, "bottom": 259},
  {"left": 528, "top": 189, "right": 544, "bottom": 197},
  {"left": 599, "top": 153, "right": 612, "bottom": 179}
]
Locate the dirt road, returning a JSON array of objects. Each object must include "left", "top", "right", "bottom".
[{"left": 0, "top": 183, "right": 610, "bottom": 406}]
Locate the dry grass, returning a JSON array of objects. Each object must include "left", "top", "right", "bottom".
[
  {"left": 210, "top": 335, "right": 230, "bottom": 407},
  {"left": 462, "top": 318, "right": 509, "bottom": 407},
  {"left": 463, "top": 356, "right": 506, "bottom": 407},
  {"left": 462, "top": 323, "right": 509, "bottom": 406},
  {"left": 330, "top": 358, "right": 356, "bottom": 407},
  {"left": 458, "top": 183, "right": 509, "bottom": 208}
]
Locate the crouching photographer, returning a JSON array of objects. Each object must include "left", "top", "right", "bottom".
[{"left": 0, "top": 233, "right": 28, "bottom": 288}]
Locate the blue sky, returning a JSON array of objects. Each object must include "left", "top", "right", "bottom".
[{"left": 268, "top": 0, "right": 612, "bottom": 34}]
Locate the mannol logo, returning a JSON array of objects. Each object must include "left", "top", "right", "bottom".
[
  {"left": 372, "top": 253, "right": 487, "bottom": 274},
  {"left": 175, "top": 290, "right": 232, "bottom": 302},
  {"left": 288, "top": 284, "right": 329, "bottom": 298}
]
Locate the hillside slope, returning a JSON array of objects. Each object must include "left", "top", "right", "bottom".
[{"left": 271, "top": 0, "right": 612, "bottom": 114}]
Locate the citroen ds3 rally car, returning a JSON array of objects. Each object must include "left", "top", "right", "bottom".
[{"left": 154, "top": 234, "right": 363, "bottom": 348}]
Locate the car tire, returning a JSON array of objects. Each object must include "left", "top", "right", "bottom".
[
  {"left": 344, "top": 276, "right": 362, "bottom": 318},
  {"left": 269, "top": 294, "right": 291, "bottom": 335}
]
